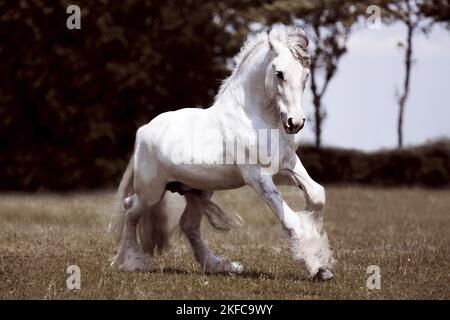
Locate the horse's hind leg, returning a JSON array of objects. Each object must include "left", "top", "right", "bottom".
[
  {"left": 180, "top": 191, "right": 243, "bottom": 274},
  {"left": 113, "top": 194, "right": 150, "bottom": 271},
  {"left": 114, "top": 184, "right": 165, "bottom": 272}
]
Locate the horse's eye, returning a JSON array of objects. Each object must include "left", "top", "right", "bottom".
[{"left": 275, "top": 71, "right": 284, "bottom": 81}]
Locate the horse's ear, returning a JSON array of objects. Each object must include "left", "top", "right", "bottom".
[{"left": 267, "top": 29, "right": 284, "bottom": 55}]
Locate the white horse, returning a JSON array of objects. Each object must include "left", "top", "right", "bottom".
[{"left": 110, "top": 24, "right": 335, "bottom": 281}]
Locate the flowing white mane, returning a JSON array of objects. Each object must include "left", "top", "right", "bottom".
[{"left": 215, "top": 24, "right": 310, "bottom": 101}]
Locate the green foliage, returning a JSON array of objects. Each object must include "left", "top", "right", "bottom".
[
  {"left": 0, "top": 0, "right": 239, "bottom": 190},
  {"left": 299, "top": 140, "right": 450, "bottom": 187},
  {"left": 419, "top": 0, "right": 450, "bottom": 28}
]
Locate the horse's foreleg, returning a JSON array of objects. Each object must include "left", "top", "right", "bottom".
[
  {"left": 283, "top": 155, "right": 326, "bottom": 211},
  {"left": 281, "top": 155, "right": 335, "bottom": 280},
  {"left": 242, "top": 167, "right": 333, "bottom": 280},
  {"left": 180, "top": 191, "right": 243, "bottom": 274}
]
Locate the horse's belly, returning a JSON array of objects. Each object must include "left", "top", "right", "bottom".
[{"left": 168, "top": 163, "right": 245, "bottom": 191}]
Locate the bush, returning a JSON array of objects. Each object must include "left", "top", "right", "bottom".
[{"left": 298, "top": 139, "right": 450, "bottom": 188}]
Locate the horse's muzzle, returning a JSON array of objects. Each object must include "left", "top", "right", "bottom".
[{"left": 283, "top": 117, "right": 305, "bottom": 134}]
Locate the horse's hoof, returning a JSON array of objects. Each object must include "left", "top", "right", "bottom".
[
  {"left": 113, "top": 252, "right": 153, "bottom": 272},
  {"left": 205, "top": 260, "right": 244, "bottom": 274},
  {"left": 228, "top": 261, "right": 244, "bottom": 274},
  {"left": 312, "top": 269, "right": 334, "bottom": 281},
  {"left": 118, "top": 260, "right": 153, "bottom": 272}
]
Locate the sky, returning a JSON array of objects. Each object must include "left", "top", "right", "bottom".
[{"left": 299, "top": 22, "right": 450, "bottom": 151}]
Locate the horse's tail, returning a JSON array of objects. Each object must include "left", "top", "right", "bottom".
[
  {"left": 109, "top": 155, "right": 135, "bottom": 244},
  {"left": 137, "top": 194, "right": 173, "bottom": 255},
  {"left": 109, "top": 152, "right": 176, "bottom": 257},
  {"left": 183, "top": 191, "right": 243, "bottom": 232}
]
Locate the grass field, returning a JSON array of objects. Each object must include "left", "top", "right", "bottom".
[{"left": 0, "top": 186, "right": 449, "bottom": 299}]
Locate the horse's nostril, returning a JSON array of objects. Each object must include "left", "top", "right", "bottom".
[
  {"left": 299, "top": 118, "right": 306, "bottom": 130},
  {"left": 287, "top": 117, "right": 294, "bottom": 129}
]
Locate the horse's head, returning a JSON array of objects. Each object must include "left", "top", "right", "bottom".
[{"left": 265, "top": 25, "right": 310, "bottom": 134}]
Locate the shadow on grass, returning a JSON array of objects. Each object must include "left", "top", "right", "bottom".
[{"left": 158, "top": 267, "right": 308, "bottom": 282}]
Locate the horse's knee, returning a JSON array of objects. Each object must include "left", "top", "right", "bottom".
[
  {"left": 124, "top": 196, "right": 143, "bottom": 225},
  {"left": 309, "top": 184, "right": 325, "bottom": 211},
  {"left": 123, "top": 195, "right": 134, "bottom": 210}
]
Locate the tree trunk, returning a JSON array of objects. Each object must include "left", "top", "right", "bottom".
[
  {"left": 310, "top": 63, "right": 322, "bottom": 149},
  {"left": 313, "top": 94, "right": 322, "bottom": 148},
  {"left": 398, "top": 24, "right": 413, "bottom": 148}
]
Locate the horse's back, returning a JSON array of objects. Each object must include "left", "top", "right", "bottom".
[{"left": 133, "top": 108, "right": 244, "bottom": 190}]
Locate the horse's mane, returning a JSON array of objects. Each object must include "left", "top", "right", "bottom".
[{"left": 215, "top": 24, "right": 310, "bottom": 102}]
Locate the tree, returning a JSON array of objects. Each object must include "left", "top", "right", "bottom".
[
  {"left": 419, "top": 0, "right": 450, "bottom": 28},
  {"left": 0, "top": 0, "right": 240, "bottom": 190},
  {"left": 299, "top": 2, "right": 355, "bottom": 148},
  {"left": 387, "top": 0, "right": 448, "bottom": 148},
  {"left": 387, "top": 0, "right": 423, "bottom": 148}
]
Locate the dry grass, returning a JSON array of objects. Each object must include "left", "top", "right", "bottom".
[{"left": 0, "top": 186, "right": 449, "bottom": 299}]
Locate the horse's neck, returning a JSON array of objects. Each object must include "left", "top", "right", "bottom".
[
  {"left": 212, "top": 46, "right": 301, "bottom": 152},
  {"left": 214, "top": 46, "right": 277, "bottom": 129}
]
